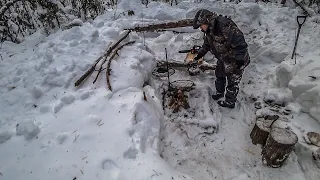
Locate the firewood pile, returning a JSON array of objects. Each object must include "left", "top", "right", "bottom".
[
  {"left": 168, "top": 88, "right": 190, "bottom": 113},
  {"left": 166, "top": 80, "right": 195, "bottom": 113}
]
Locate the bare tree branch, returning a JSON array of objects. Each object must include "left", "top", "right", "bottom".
[
  {"left": 92, "top": 30, "right": 131, "bottom": 84},
  {"left": 106, "top": 41, "right": 135, "bottom": 91}
]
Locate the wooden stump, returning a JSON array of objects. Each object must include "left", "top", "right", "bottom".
[
  {"left": 250, "top": 118, "right": 271, "bottom": 146},
  {"left": 262, "top": 127, "right": 298, "bottom": 168}
]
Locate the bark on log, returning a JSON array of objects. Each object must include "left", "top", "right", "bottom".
[
  {"left": 125, "top": 19, "right": 193, "bottom": 32},
  {"left": 74, "top": 31, "right": 131, "bottom": 87},
  {"left": 262, "top": 127, "right": 298, "bottom": 168},
  {"left": 250, "top": 117, "right": 272, "bottom": 146},
  {"left": 106, "top": 41, "right": 135, "bottom": 91}
]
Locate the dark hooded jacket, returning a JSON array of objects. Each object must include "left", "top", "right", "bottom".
[{"left": 196, "top": 15, "right": 250, "bottom": 66}]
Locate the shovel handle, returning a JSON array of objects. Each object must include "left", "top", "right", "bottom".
[{"left": 297, "top": 15, "right": 307, "bottom": 27}]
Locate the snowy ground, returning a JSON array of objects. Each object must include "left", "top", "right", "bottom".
[{"left": 1, "top": 0, "right": 320, "bottom": 180}]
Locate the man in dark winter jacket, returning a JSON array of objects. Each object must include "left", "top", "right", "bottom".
[{"left": 193, "top": 9, "right": 250, "bottom": 109}]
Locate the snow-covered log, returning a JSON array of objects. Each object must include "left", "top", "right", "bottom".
[{"left": 262, "top": 128, "right": 298, "bottom": 168}]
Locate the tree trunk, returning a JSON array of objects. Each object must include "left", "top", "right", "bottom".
[{"left": 262, "top": 127, "right": 298, "bottom": 168}]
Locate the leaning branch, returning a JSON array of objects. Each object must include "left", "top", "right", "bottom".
[
  {"left": 74, "top": 30, "right": 131, "bottom": 87},
  {"left": 125, "top": 19, "right": 193, "bottom": 32},
  {"left": 92, "top": 30, "right": 131, "bottom": 84},
  {"left": 106, "top": 41, "right": 135, "bottom": 91},
  {"left": 292, "top": 0, "right": 312, "bottom": 17}
]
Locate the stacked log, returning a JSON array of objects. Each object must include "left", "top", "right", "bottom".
[
  {"left": 262, "top": 128, "right": 298, "bottom": 168},
  {"left": 250, "top": 114, "right": 298, "bottom": 168}
]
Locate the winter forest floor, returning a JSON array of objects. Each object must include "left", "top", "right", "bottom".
[{"left": 1, "top": 1, "right": 320, "bottom": 180}]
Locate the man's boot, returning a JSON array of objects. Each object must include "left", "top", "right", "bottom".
[
  {"left": 212, "top": 92, "right": 224, "bottom": 100},
  {"left": 217, "top": 100, "right": 235, "bottom": 108}
]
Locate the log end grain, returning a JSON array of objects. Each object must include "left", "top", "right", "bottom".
[{"left": 271, "top": 127, "right": 298, "bottom": 145}]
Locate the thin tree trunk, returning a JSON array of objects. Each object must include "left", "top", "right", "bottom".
[{"left": 125, "top": 19, "right": 194, "bottom": 32}]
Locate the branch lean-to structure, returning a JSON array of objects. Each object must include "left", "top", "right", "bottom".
[{"left": 74, "top": 30, "right": 131, "bottom": 87}]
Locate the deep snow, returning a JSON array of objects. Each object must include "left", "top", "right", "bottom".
[{"left": 1, "top": 0, "right": 320, "bottom": 180}]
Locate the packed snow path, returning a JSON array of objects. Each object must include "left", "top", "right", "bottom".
[{"left": 1, "top": 1, "right": 320, "bottom": 180}]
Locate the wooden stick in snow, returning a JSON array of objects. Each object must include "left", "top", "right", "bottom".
[
  {"left": 106, "top": 41, "right": 135, "bottom": 91},
  {"left": 125, "top": 19, "right": 194, "bottom": 32},
  {"left": 74, "top": 31, "right": 131, "bottom": 87}
]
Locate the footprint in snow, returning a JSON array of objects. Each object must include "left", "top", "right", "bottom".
[
  {"left": 79, "top": 91, "right": 91, "bottom": 100},
  {"left": 30, "top": 86, "right": 44, "bottom": 99},
  {"left": 123, "top": 147, "right": 138, "bottom": 159},
  {"left": 101, "top": 159, "right": 120, "bottom": 179},
  {"left": 53, "top": 94, "right": 76, "bottom": 113},
  {"left": 40, "top": 105, "right": 51, "bottom": 113},
  {"left": 0, "top": 130, "right": 14, "bottom": 144},
  {"left": 53, "top": 102, "right": 64, "bottom": 113},
  {"left": 56, "top": 132, "right": 69, "bottom": 145},
  {"left": 16, "top": 120, "right": 41, "bottom": 140},
  {"left": 60, "top": 94, "right": 76, "bottom": 105}
]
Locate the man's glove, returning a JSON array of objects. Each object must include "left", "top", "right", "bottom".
[
  {"left": 235, "top": 60, "right": 245, "bottom": 68},
  {"left": 194, "top": 55, "right": 200, "bottom": 61},
  {"left": 193, "top": 56, "right": 203, "bottom": 65}
]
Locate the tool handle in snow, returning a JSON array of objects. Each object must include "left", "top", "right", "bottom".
[
  {"left": 165, "top": 48, "right": 171, "bottom": 89},
  {"left": 297, "top": 15, "right": 307, "bottom": 27},
  {"left": 291, "top": 16, "right": 307, "bottom": 60}
]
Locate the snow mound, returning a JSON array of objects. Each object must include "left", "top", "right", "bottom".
[
  {"left": 263, "top": 88, "right": 292, "bottom": 105},
  {"left": 30, "top": 86, "right": 44, "bottom": 99},
  {"left": 274, "top": 53, "right": 320, "bottom": 122},
  {"left": 139, "top": 1, "right": 185, "bottom": 20}
]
